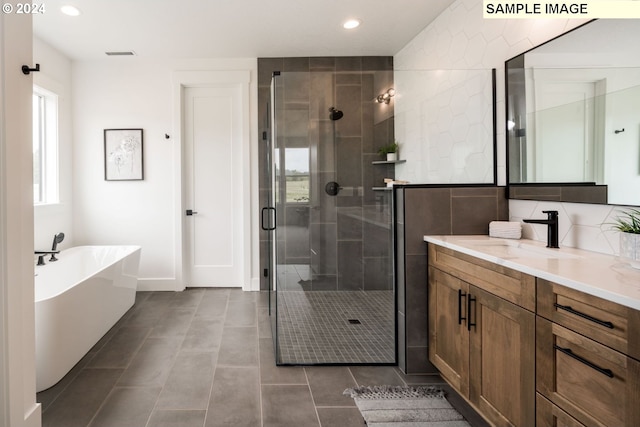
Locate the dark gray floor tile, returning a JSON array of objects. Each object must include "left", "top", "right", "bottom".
[
  {"left": 170, "top": 288, "right": 205, "bottom": 308},
  {"left": 181, "top": 317, "right": 224, "bottom": 352},
  {"left": 116, "top": 337, "right": 182, "bottom": 387},
  {"left": 259, "top": 338, "right": 306, "bottom": 385},
  {"left": 41, "top": 369, "right": 123, "bottom": 427},
  {"left": 89, "top": 386, "right": 161, "bottom": 427},
  {"left": 38, "top": 349, "right": 96, "bottom": 413},
  {"left": 305, "top": 366, "right": 357, "bottom": 407},
  {"left": 262, "top": 384, "right": 320, "bottom": 427},
  {"left": 156, "top": 351, "right": 216, "bottom": 410},
  {"left": 397, "top": 370, "right": 448, "bottom": 386},
  {"left": 316, "top": 407, "right": 364, "bottom": 427},
  {"left": 87, "top": 326, "right": 149, "bottom": 368},
  {"left": 149, "top": 307, "right": 195, "bottom": 337},
  {"left": 195, "top": 290, "right": 229, "bottom": 319},
  {"left": 217, "top": 326, "right": 258, "bottom": 367},
  {"left": 229, "top": 288, "right": 254, "bottom": 302},
  {"left": 205, "top": 367, "right": 260, "bottom": 427},
  {"left": 225, "top": 301, "right": 256, "bottom": 326},
  {"left": 257, "top": 307, "right": 272, "bottom": 339},
  {"left": 348, "top": 366, "right": 405, "bottom": 387},
  {"left": 147, "top": 410, "right": 207, "bottom": 427},
  {"left": 442, "top": 384, "right": 491, "bottom": 427}
]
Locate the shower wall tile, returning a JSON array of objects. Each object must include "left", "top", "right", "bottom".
[
  {"left": 363, "top": 220, "right": 391, "bottom": 258},
  {"left": 363, "top": 257, "right": 391, "bottom": 291},
  {"left": 257, "top": 58, "right": 284, "bottom": 85},
  {"left": 335, "top": 85, "right": 363, "bottom": 137},
  {"left": 337, "top": 241, "right": 363, "bottom": 291},
  {"left": 396, "top": 185, "right": 508, "bottom": 374},
  {"left": 362, "top": 56, "right": 394, "bottom": 71},
  {"left": 283, "top": 57, "right": 310, "bottom": 72},
  {"left": 336, "top": 136, "right": 362, "bottom": 187},
  {"left": 335, "top": 57, "right": 362, "bottom": 72},
  {"left": 337, "top": 210, "right": 362, "bottom": 240},
  {"left": 309, "top": 72, "right": 334, "bottom": 119},
  {"left": 404, "top": 188, "right": 452, "bottom": 255},
  {"left": 309, "top": 57, "right": 336, "bottom": 71},
  {"left": 258, "top": 55, "right": 394, "bottom": 302}
]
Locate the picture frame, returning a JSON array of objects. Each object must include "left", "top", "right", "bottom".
[{"left": 104, "top": 128, "right": 144, "bottom": 181}]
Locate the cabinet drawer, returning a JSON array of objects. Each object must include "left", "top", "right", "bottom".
[
  {"left": 428, "top": 243, "right": 536, "bottom": 311},
  {"left": 536, "top": 394, "right": 586, "bottom": 427},
  {"left": 537, "top": 278, "right": 640, "bottom": 360},
  {"left": 537, "top": 318, "right": 640, "bottom": 427}
]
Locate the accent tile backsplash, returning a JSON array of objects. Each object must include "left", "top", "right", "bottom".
[{"left": 509, "top": 199, "right": 634, "bottom": 256}]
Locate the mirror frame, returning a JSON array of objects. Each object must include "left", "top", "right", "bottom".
[{"left": 504, "top": 19, "right": 615, "bottom": 206}]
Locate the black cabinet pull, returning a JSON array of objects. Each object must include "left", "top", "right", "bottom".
[
  {"left": 554, "top": 303, "right": 614, "bottom": 329},
  {"left": 467, "top": 294, "right": 477, "bottom": 331},
  {"left": 554, "top": 345, "right": 614, "bottom": 378},
  {"left": 458, "top": 289, "right": 467, "bottom": 325}
]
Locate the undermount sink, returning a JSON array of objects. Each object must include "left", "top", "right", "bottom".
[{"left": 461, "top": 239, "right": 582, "bottom": 260}]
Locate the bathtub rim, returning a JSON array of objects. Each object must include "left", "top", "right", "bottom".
[{"left": 34, "top": 245, "right": 142, "bottom": 303}]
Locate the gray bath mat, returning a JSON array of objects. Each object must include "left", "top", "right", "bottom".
[{"left": 344, "top": 386, "right": 471, "bottom": 426}]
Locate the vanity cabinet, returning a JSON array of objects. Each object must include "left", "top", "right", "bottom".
[
  {"left": 536, "top": 279, "right": 640, "bottom": 427},
  {"left": 428, "top": 244, "right": 536, "bottom": 427}
]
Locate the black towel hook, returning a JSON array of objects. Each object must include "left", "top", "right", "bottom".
[{"left": 22, "top": 64, "right": 40, "bottom": 75}]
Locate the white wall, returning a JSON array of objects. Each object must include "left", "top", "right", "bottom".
[
  {"left": 71, "top": 58, "right": 258, "bottom": 290},
  {"left": 394, "top": 0, "right": 587, "bottom": 186},
  {"left": 32, "top": 37, "right": 74, "bottom": 251},
  {"left": 393, "top": 0, "right": 636, "bottom": 255}
]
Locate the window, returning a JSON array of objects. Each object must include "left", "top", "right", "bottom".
[
  {"left": 32, "top": 86, "right": 59, "bottom": 204},
  {"left": 284, "top": 148, "right": 309, "bottom": 203}
]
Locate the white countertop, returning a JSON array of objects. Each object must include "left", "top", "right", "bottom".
[{"left": 424, "top": 235, "right": 640, "bottom": 311}]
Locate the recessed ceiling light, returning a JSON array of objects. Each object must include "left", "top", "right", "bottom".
[
  {"left": 61, "top": 5, "right": 81, "bottom": 16},
  {"left": 343, "top": 19, "right": 361, "bottom": 30}
]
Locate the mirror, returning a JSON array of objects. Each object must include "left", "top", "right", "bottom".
[{"left": 506, "top": 20, "right": 640, "bottom": 206}]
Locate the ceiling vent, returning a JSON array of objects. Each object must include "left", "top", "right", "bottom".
[{"left": 105, "top": 51, "right": 136, "bottom": 56}]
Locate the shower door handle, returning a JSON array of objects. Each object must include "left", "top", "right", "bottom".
[{"left": 261, "top": 207, "right": 276, "bottom": 230}]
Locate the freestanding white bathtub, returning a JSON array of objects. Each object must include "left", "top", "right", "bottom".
[{"left": 35, "top": 245, "right": 141, "bottom": 392}]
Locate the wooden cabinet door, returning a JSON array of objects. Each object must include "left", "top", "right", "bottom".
[
  {"left": 428, "top": 267, "right": 470, "bottom": 397},
  {"left": 537, "top": 317, "right": 640, "bottom": 427},
  {"left": 469, "top": 285, "right": 536, "bottom": 427}
]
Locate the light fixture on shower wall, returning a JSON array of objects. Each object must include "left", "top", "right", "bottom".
[{"left": 376, "top": 88, "right": 395, "bottom": 104}]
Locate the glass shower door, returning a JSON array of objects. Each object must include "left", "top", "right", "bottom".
[{"left": 269, "top": 69, "right": 395, "bottom": 365}]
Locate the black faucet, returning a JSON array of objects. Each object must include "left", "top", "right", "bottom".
[
  {"left": 35, "top": 250, "right": 60, "bottom": 266},
  {"left": 523, "top": 210, "right": 559, "bottom": 248},
  {"left": 50, "top": 232, "right": 65, "bottom": 261}
]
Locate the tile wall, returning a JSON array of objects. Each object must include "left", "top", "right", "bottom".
[{"left": 395, "top": 185, "right": 509, "bottom": 374}]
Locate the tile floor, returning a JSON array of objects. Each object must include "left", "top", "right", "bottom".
[
  {"left": 37, "top": 288, "right": 487, "bottom": 427},
  {"left": 276, "top": 290, "right": 395, "bottom": 364}
]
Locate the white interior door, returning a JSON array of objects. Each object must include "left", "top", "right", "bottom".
[
  {"left": 184, "top": 85, "right": 243, "bottom": 287},
  {"left": 532, "top": 79, "right": 601, "bottom": 182}
]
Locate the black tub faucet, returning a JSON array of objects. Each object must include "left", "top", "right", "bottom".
[
  {"left": 35, "top": 250, "right": 60, "bottom": 266},
  {"left": 523, "top": 210, "right": 559, "bottom": 248}
]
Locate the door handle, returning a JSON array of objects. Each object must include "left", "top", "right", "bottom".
[
  {"left": 467, "top": 294, "right": 477, "bottom": 331},
  {"left": 186, "top": 209, "right": 198, "bottom": 216},
  {"left": 261, "top": 207, "right": 276, "bottom": 231},
  {"left": 458, "top": 289, "right": 467, "bottom": 325}
]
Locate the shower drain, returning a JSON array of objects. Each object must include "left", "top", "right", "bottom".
[{"left": 348, "top": 319, "right": 362, "bottom": 324}]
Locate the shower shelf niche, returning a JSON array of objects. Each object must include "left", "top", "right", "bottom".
[{"left": 372, "top": 159, "right": 406, "bottom": 165}]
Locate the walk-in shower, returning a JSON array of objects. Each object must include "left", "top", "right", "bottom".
[{"left": 262, "top": 61, "right": 396, "bottom": 365}]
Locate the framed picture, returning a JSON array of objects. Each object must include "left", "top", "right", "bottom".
[{"left": 104, "top": 128, "right": 144, "bottom": 180}]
